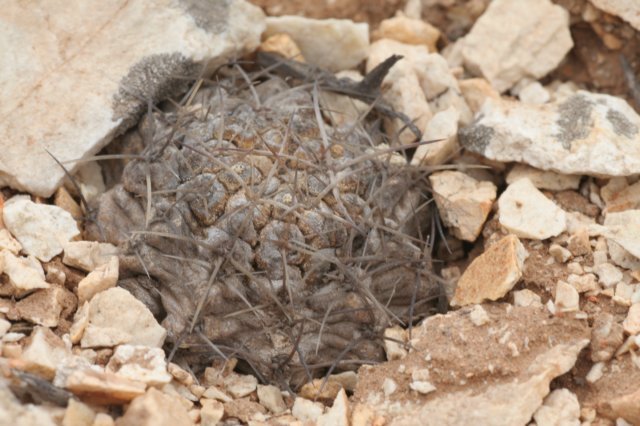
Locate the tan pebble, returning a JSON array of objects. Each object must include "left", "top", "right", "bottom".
[
  {"left": 201, "top": 385, "right": 232, "bottom": 403},
  {"left": 549, "top": 244, "right": 572, "bottom": 263},
  {"left": 383, "top": 326, "right": 408, "bottom": 361},
  {"left": 62, "top": 399, "right": 96, "bottom": 426},
  {"left": 469, "top": 304, "right": 491, "bottom": 326},
  {"left": 257, "top": 384, "right": 287, "bottom": 415},
  {"left": 372, "top": 14, "right": 440, "bottom": 51},
  {"left": 623, "top": 304, "right": 640, "bottom": 335},
  {"left": 54, "top": 187, "right": 83, "bottom": 221},
  {"left": 92, "top": 412, "right": 115, "bottom": 426},
  {"left": 115, "top": 387, "right": 192, "bottom": 426},
  {"left": 168, "top": 363, "right": 194, "bottom": 386},
  {"left": 555, "top": 281, "right": 580, "bottom": 313},
  {"left": 259, "top": 33, "right": 305, "bottom": 62},
  {"left": 292, "top": 397, "right": 324, "bottom": 423},
  {"left": 513, "top": 289, "right": 542, "bottom": 307},
  {"left": 317, "top": 388, "right": 349, "bottom": 426}
]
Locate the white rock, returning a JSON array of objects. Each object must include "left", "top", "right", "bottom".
[
  {"left": 81, "top": 287, "right": 166, "bottom": 348},
  {"left": 566, "top": 274, "right": 599, "bottom": 293},
  {"left": 555, "top": 281, "right": 580, "bottom": 313},
  {"left": 506, "top": 164, "right": 581, "bottom": 191},
  {"left": 608, "top": 240, "right": 640, "bottom": 270},
  {"left": 593, "top": 262, "right": 624, "bottom": 288},
  {"left": 21, "top": 327, "right": 71, "bottom": 380},
  {"left": 517, "top": 81, "right": 551, "bottom": 105},
  {"left": 0, "top": 0, "right": 264, "bottom": 197},
  {"left": 383, "top": 378, "right": 398, "bottom": 397},
  {"left": 292, "top": 397, "right": 325, "bottom": 423},
  {"left": 469, "top": 304, "right": 491, "bottom": 326},
  {"left": 410, "top": 380, "right": 437, "bottom": 395},
  {"left": 1, "top": 250, "right": 49, "bottom": 293},
  {"left": 70, "top": 301, "right": 90, "bottom": 344},
  {"left": 106, "top": 345, "right": 172, "bottom": 386},
  {"left": 62, "top": 399, "right": 96, "bottom": 426},
  {"left": 257, "top": 385, "right": 287, "bottom": 415},
  {"left": 63, "top": 241, "right": 118, "bottom": 272},
  {"left": 533, "top": 388, "right": 581, "bottom": 426},
  {"left": 412, "top": 107, "right": 460, "bottom": 166},
  {"left": 0, "top": 380, "right": 57, "bottom": 426},
  {"left": 615, "top": 282, "right": 635, "bottom": 305},
  {"left": 201, "top": 399, "right": 224, "bottom": 426},
  {"left": 264, "top": 16, "right": 368, "bottom": 72},
  {"left": 77, "top": 256, "right": 119, "bottom": 304},
  {"left": 116, "top": 387, "right": 190, "bottom": 424},
  {"left": 586, "top": 362, "right": 606, "bottom": 383},
  {"left": 223, "top": 373, "right": 257, "bottom": 398},
  {"left": 74, "top": 162, "right": 106, "bottom": 204},
  {"left": 623, "top": 304, "right": 640, "bottom": 335},
  {"left": 605, "top": 210, "right": 640, "bottom": 259},
  {"left": 461, "top": 0, "right": 572, "bottom": 92},
  {"left": 0, "top": 229, "right": 21, "bottom": 254},
  {"left": 513, "top": 289, "right": 542, "bottom": 307},
  {"left": 3, "top": 197, "right": 80, "bottom": 261},
  {"left": 0, "top": 318, "right": 10, "bottom": 338},
  {"left": 383, "top": 326, "right": 408, "bottom": 361},
  {"left": 317, "top": 389, "right": 349, "bottom": 426},
  {"left": 16, "top": 286, "right": 66, "bottom": 327},
  {"left": 590, "top": 0, "right": 640, "bottom": 31},
  {"left": 459, "top": 78, "right": 501, "bottom": 115},
  {"left": 498, "top": 178, "right": 566, "bottom": 239},
  {"left": 460, "top": 92, "right": 640, "bottom": 177},
  {"left": 372, "top": 14, "right": 440, "bottom": 52},
  {"left": 549, "top": 244, "right": 572, "bottom": 263},
  {"left": 429, "top": 170, "right": 497, "bottom": 241}
]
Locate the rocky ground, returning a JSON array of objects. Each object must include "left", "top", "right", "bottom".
[{"left": 1, "top": 0, "right": 640, "bottom": 425}]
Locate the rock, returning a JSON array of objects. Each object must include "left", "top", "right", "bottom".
[
  {"left": 554, "top": 281, "right": 580, "bottom": 313},
  {"left": 54, "top": 187, "right": 83, "bottom": 220},
  {"left": 623, "top": 304, "right": 640, "bottom": 335},
  {"left": 586, "top": 361, "right": 605, "bottom": 384},
  {"left": 201, "top": 386, "right": 232, "bottom": 403},
  {"left": 3, "top": 197, "right": 80, "bottom": 261},
  {"left": 62, "top": 399, "right": 96, "bottom": 426},
  {"left": 69, "top": 302, "right": 90, "bottom": 344},
  {"left": 591, "top": 312, "right": 624, "bottom": 362},
  {"left": 0, "top": 379, "right": 57, "bottom": 426},
  {"left": 383, "top": 378, "right": 398, "bottom": 396},
  {"left": 566, "top": 274, "right": 599, "bottom": 294},
  {"left": 223, "top": 398, "right": 267, "bottom": 423},
  {"left": 460, "top": 92, "right": 640, "bottom": 177},
  {"left": 257, "top": 384, "right": 287, "bottom": 415},
  {"left": 1, "top": 250, "right": 49, "bottom": 294},
  {"left": 469, "top": 304, "right": 491, "bottom": 326},
  {"left": 593, "top": 262, "right": 623, "bottom": 288},
  {"left": 517, "top": 81, "right": 550, "bottom": 105},
  {"left": 590, "top": 0, "right": 640, "bottom": 31},
  {"left": 602, "top": 180, "right": 640, "bottom": 213},
  {"left": 168, "top": 363, "right": 194, "bottom": 386},
  {"left": 458, "top": 78, "right": 500, "bottom": 115},
  {"left": 300, "top": 378, "right": 343, "bottom": 402},
  {"left": 533, "top": 388, "right": 580, "bottom": 426},
  {"left": 0, "top": 318, "right": 10, "bottom": 337},
  {"left": 16, "top": 286, "right": 67, "bottom": 327},
  {"left": 372, "top": 13, "right": 440, "bottom": 51},
  {"left": 605, "top": 210, "right": 640, "bottom": 259},
  {"left": 105, "top": 345, "right": 172, "bottom": 386},
  {"left": 549, "top": 244, "right": 572, "bottom": 263},
  {"left": 460, "top": 0, "right": 572, "bottom": 92},
  {"left": 567, "top": 229, "right": 592, "bottom": 257},
  {"left": 451, "top": 235, "right": 528, "bottom": 306},
  {"left": 21, "top": 327, "right": 71, "bottom": 380},
  {"left": 513, "top": 289, "right": 542, "bottom": 307},
  {"left": 73, "top": 162, "right": 106, "bottom": 204},
  {"left": 259, "top": 33, "right": 305, "bottom": 62},
  {"left": 0, "top": 0, "right": 264, "bottom": 197},
  {"left": 320, "top": 71, "right": 369, "bottom": 127},
  {"left": 498, "top": 178, "right": 567, "bottom": 240},
  {"left": 64, "top": 367, "right": 146, "bottom": 405},
  {"left": 223, "top": 373, "right": 257, "bottom": 399},
  {"left": 264, "top": 16, "right": 368, "bottom": 72},
  {"left": 0, "top": 229, "right": 21, "bottom": 254},
  {"left": 63, "top": 241, "right": 118, "bottom": 273},
  {"left": 93, "top": 413, "right": 115, "bottom": 426},
  {"left": 412, "top": 107, "right": 460, "bottom": 166},
  {"left": 317, "top": 388, "right": 350, "bottom": 426},
  {"left": 292, "top": 397, "right": 325, "bottom": 423},
  {"left": 81, "top": 287, "right": 166, "bottom": 348},
  {"left": 383, "top": 326, "right": 408, "bottom": 361},
  {"left": 115, "top": 387, "right": 192, "bottom": 426},
  {"left": 77, "top": 256, "right": 119, "bottom": 304},
  {"left": 429, "top": 170, "right": 497, "bottom": 241},
  {"left": 200, "top": 399, "right": 224, "bottom": 426},
  {"left": 506, "top": 164, "right": 580, "bottom": 191},
  {"left": 599, "top": 387, "right": 640, "bottom": 425}
]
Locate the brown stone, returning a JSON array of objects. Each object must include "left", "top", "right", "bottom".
[{"left": 115, "top": 388, "right": 192, "bottom": 426}]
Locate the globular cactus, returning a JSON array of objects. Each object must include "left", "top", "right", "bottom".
[{"left": 87, "top": 59, "right": 439, "bottom": 386}]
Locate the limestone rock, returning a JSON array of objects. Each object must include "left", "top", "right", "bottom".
[
  {"left": 412, "top": 107, "right": 460, "bottom": 166},
  {"left": 1, "top": 250, "right": 49, "bottom": 293},
  {"left": 451, "top": 234, "right": 528, "bottom": 306},
  {"left": 115, "top": 388, "right": 191, "bottom": 426},
  {"left": 200, "top": 399, "right": 224, "bottom": 426},
  {"left": 77, "top": 256, "right": 119, "bottom": 304},
  {"left": 257, "top": 384, "right": 287, "bottom": 415},
  {"left": 533, "top": 389, "right": 580, "bottom": 426},
  {"left": 513, "top": 289, "right": 542, "bottom": 307},
  {"left": 62, "top": 399, "right": 96, "bottom": 426},
  {"left": 0, "top": 0, "right": 265, "bottom": 197},
  {"left": 372, "top": 13, "right": 440, "bottom": 51},
  {"left": 460, "top": 92, "right": 640, "bottom": 177},
  {"left": 320, "top": 71, "right": 369, "bottom": 127},
  {"left": 593, "top": 262, "right": 623, "bottom": 288},
  {"left": 292, "top": 397, "right": 325, "bottom": 423},
  {"left": 0, "top": 318, "right": 10, "bottom": 338},
  {"left": 590, "top": 0, "right": 640, "bottom": 31},
  {"left": 506, "top": 164, "right": 580, "bottom": 191},
  {"left": 259, "top": 33, "right": 305, "bottom": 62},
  {"left": 498, "top": 178, "right": 567, "bottom": 240},
  {"left": 591, "top": 312, "right": 624, "bottom": 362},
  {"left": 517, "top": 81, "right": 551, "bottom": 105},
  {"left": 106, "top": 345, "right": 172, "bottom": 386},
  {"left": 317, "top": 389, "right": 350, "bottom": 426},
  {"left": 0, "top": 380, "right": 57, "bottom": 426},
  {"left": 599, "top": 387, "right": 640, "bottom": 425},
  {"left": 264, "top": 16, "right": 368, "bottom": 72},
  {"left": 65, "top": 368, "right": 146, "bottom": 405},
  {"left": 223, "top": 373, "right": 257, "bottom": 399},
  {"left": 81, "top": 287, "right": 166, "bottom": 348},
  {"left": 16, "top": 286, "right": 67, "bottom": 327},
  {"left": 429, "top": 170, "right": 497, "bottom": 241},
  {"left": 21, "top": 327, "right": 71, "bottom": 380},
  {"left": 3, "top": 197, "right": 80, "bottom": 261},
  {"left": 604, "top": 210, "right": 640, "bottom": 259},
  {"left": 63, "top": 241, "right": 118, "bottom": 272},
  {"left": 383, "top": 326, "right": 408, "bottom": 361},
  {"left": 223, "top": 398, "right": 267, "bottom": 423},
  {"left": 0, "top": 229, "right": 21, "bottom": 254},
  {"left": 623, "top": 304, "right": 640, "bottom": 335},
  {"left": 460, "top": 0, "right": 572, "bottom": 92},
  {"left": 459, "top": 78, "right": 500, "bottom": 115},
  {"left": 554, "top": 281, "right": 580, "bottom": 313}
]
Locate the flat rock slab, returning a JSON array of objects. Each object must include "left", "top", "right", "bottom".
[
  {"left": 0, "top": 0, "right": 264, "bottom": 197},
  {"left": 460, "top": 91, "right": 640, "bottom": 177}
]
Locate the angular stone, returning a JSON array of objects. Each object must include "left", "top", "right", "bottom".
[
  {"left": 168, "top": 363, "right": 194, "bottom": 386},
  {"left": 623, "top": 304, "right": 640, "bottom": 335},
  {"left": 599, "top": 387, "right": 640, "bottom": 425},
  {"left": 264, "top": 16, "right": 368, "bottom": 72},
  {"left": 81, "top": 287, "right": 166, "bottom": 348},
  {"left": 257, "top": 384, "right": 287, "bottom": 415},
  {"left": 458, "top": 78, "right": 500, "bottom": 115},
  {"left": 0, "top": 380, "right": 57, "bottom": 426},
  {"left": 590, "top": 0, "right": 640, "bottom": 31},
  {"left": 605, "top": 210, "right": 640, "bottom": 259},
  {"left": 554, "top": 281, "right": 579, "bottom": 313},
  {"left": 69, "top": 301, "right": 90, "bottom": 344},
  {"left": 63, "top": 241, "right": 118, "bottom": 273},
  {"left": 0, "top": 229, "right": 21, "bottom": 254},
  {"left": 317, "top": 388, "right": 349, "bottom": 426},
  {"left": 498, "top": 178, "right": 567, "bottom": 240},
  {"left": 3, "top": 197, "right": 80, "bottom": 261},
  {"left": 115, "top": 388, "right": 191, "bottom": 426},
  {"left": 429, "top": 170, "right": 496, "bottom": 241},
  {"left": 65, "top": 368, "right": 146, "bottom": 405},
  {"left": 21, "top": 327, "right": 71, "bottom": 380},
  {"left": 452, "top": 234, "right": 528, "bottom": 306},
  {"left": 54, "top": 187, "right": 83, "bottom": 221},
  {"left": 517, "top": 81, "right": 550, "bottom": 105},
  {"left": 0, "top": 0, "right": 265, "bottom": 197},
  {"left": 320, "top": 71, "right": 369, "bottom": 127},
  {"left": 259, "top": 33, "right": 305, "bottom": 62},
  {"left": 513, "top": 289, "right": 543, "bottom": 307},
  {"left": 533, "top": 389, "right": 580, "bottom": 426},
  {"left": 412, "top": 107, "right": 460, "bottom": 166},
  {"left": 593, "top": 262, "right": 623, "bottom": 288},
  {"left": 460, "top": 92, "right": 640, "bottom": 177},
  {"left": 106, "top": 345, "right": 172, "bottom": 386},
  {"left": 299, "top": 379, "right": 343, "bottom": 402},
  {"left": 506, "top": 164, "right": 580, "bottom": 191},
  {"left": 461, "top": 0, "right": 572, "bottom": 92},
  {"left": 383, "top": 326, "right": 408, "bottom": 361},
  {"left": 223, "top": 398, "right": 267, "bottom": 423},
  {"left": 77, "top": 256, "right": 119, "bottom": 304},
  {"left": 223, "top": 373, "right": 257, "bottom": 399},
  {"left": 201, "top": 385, "right": 232, "bottom": 403},
  {"left": 292, "top": 397, "right": 325, "bottom": 423},
  {"left": 62, "top": 399, "right": 96, "bottom": 426},
  {"left": 1, "top": 250, "right": 49, "bottom": 294},
  {"left": 16, "top": 286, "right": 66, "bottom": 327},
  {"left": 372, "top": 13, "right": 440, "bottom": 52},
  {"left": 0, "top": 318, "right": 10, "bottom": 337},
  {"left": 200, "top": 399, "right": 224, "bottom": 426},
  {"left": 591, "top": 312, "right": 624, "bottom": 362}
]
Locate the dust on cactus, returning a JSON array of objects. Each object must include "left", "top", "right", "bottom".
[{"left": 86, "top": 55, "right": 441, "bottom": 387}]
